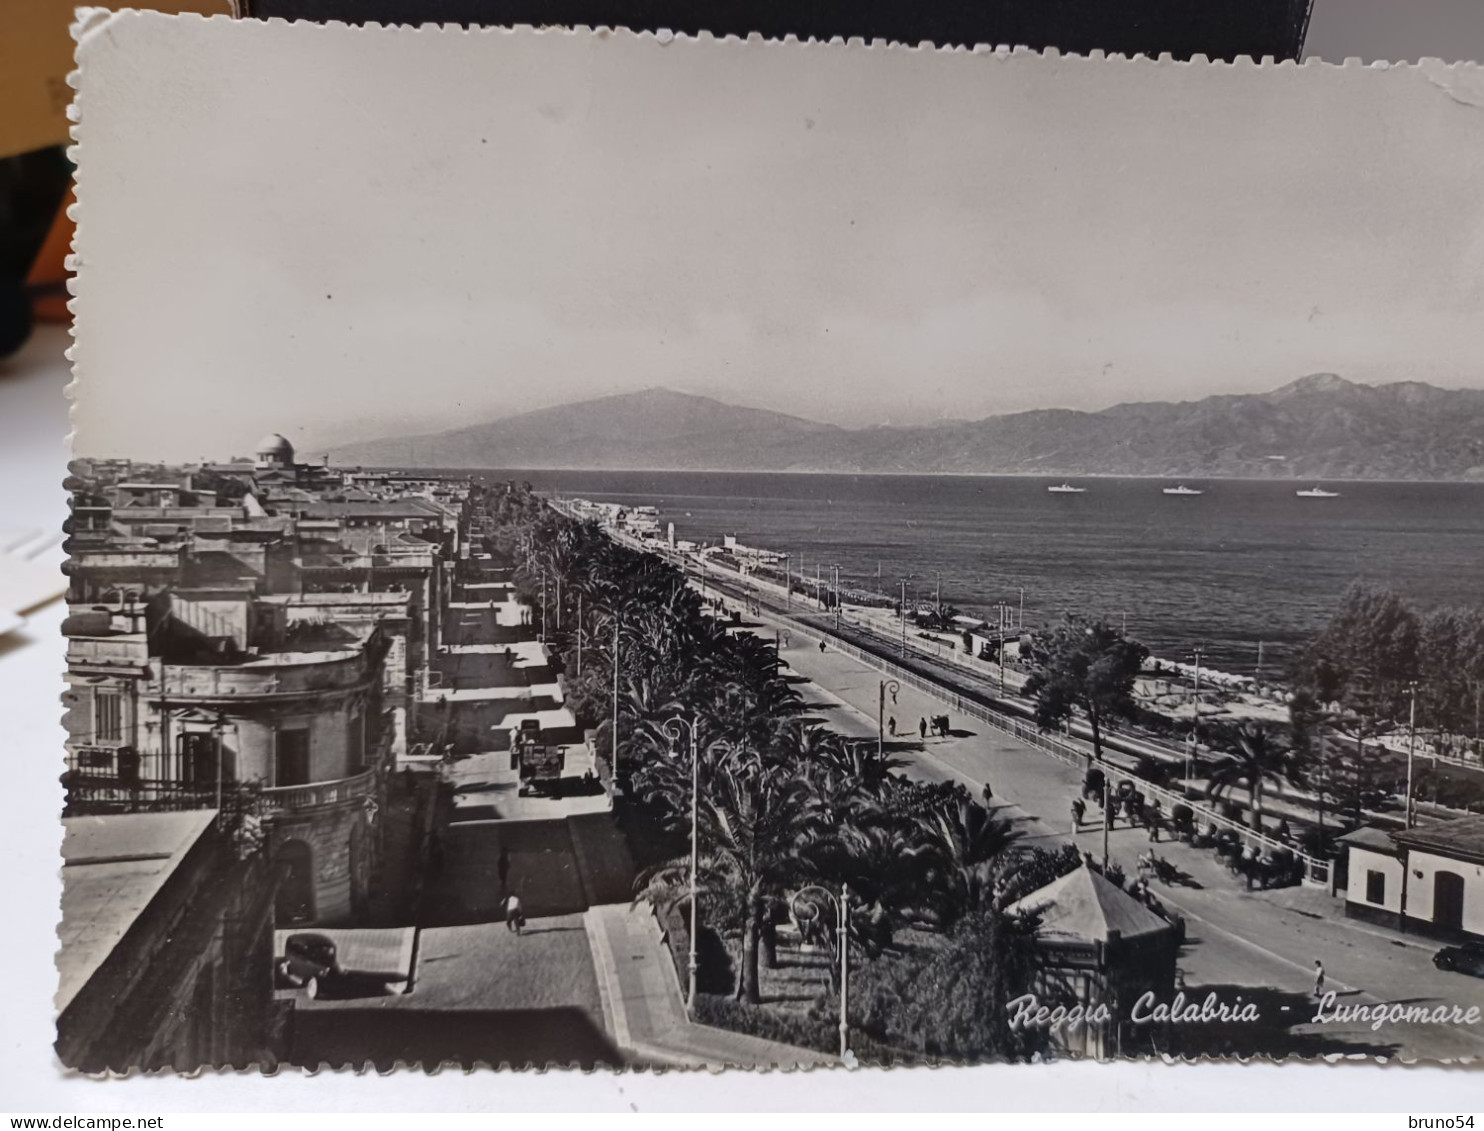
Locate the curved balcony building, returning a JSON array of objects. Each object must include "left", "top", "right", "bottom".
[{"left": 63, "top": 598, "right": 394, "bottom": 926}]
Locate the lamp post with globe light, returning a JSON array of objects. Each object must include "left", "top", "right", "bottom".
[
  {"left": 791, "top": 884, "right": 851, "bottom": 1061},
  {"left": 660, "top": 715, "right": 732, "bottom": 1012}
]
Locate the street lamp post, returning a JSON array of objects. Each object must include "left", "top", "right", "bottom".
[
  {"left": 1188, "top": 645, "right": 1205, "bottom": 757},
  {"left": 838, "top": 882, "right": 850, "bottom": 1061},
  {"left": 997, "top": 603, "right": 1007, "bottom": 694},
  {"left": 878, "top": 679, "right": 900, "bottom": 759},
  {"left": 792, "top": 884, "right": 851, "bottom": 1062},
  {"left": 832, "top": 564, "right": 842, "bottom": 630},
  {"left": 1406, "top": 681, "right": 1419, "bottom": 829},
  {"left": 660, "top": 716, "right": 730, "bottom": 1014},
  {"left": 539, "top": 568, "right": 548, "bottom": 643},
  {"left": 899, "top": 577, "right": 913, "bottom": 658},
  {"left": 661, "top": 715, "right": 702, "bottom": 1012},
  {"left": 611, "top": 618, "right": 621, "bottom": 795}
]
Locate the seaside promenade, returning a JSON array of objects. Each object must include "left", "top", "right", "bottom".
[
  {"left": 533, "top": 518, "right": 1483, "bottom": 1058},
  {"left": 710, "top": 591, "right": 1484, "bottom": 1059}
]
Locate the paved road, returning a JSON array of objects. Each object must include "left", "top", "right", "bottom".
[
  {"left": 287, "top": 913, "right": 621, "bottom": 1069},
  {"left": 753, "top": 607, "right": 1484, "bottom": 1060}
]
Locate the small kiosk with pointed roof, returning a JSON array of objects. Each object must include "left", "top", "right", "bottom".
[{"left": 1007, "top": 864, "right": 1179, "bottom": 1058}]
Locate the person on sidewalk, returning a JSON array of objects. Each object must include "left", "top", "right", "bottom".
[
  {"left": 919, "top": 717, "right": 928, "bottom": 741},
  {"left": 505, "top": 893, "right": 525, "bottom": 935},
  {"left": 1071, "top": 797, "right": 1086, "bottom": 828},
  {"left": 1313, "top": 960, "right": 1325, "bottom": 998},
  {"left": 888, "top": 716, "right": 897, "bottom": 737}
]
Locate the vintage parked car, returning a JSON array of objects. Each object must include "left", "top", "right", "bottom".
[
  {"left": 1432, "top": 941, "right": 1484, "bottom": 979},
  {"left": 274, "top": 932, "right": 410, "bottom": 999}
]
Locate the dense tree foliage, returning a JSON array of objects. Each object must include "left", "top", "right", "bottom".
[
  {"left": 1022, "top": 616, "right": 1149, "bottom": 762},
  {"left": 482, "top": 483, "right": 1046, "bottom": 1057},
  {"left": 1287, "top": 581, "right": 1483, "bottom": 836}
]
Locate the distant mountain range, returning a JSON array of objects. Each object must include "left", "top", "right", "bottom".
[{"left": 326, "top": 374, "right": 1484, "bottom": 481}]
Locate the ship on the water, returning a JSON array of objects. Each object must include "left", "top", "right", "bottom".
[
  {"left": 1162, "top": 484, "right": 1204, "bottom": 496},
  {"left": 1296, "top": 486, "right": 1340, "bottom": 498},
  {"left": 1047, "top": 482, "right": 1087, "bottom": 494}
]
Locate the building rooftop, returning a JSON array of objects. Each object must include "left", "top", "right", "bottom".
[
  {"left": 298, "top": 501, "right": 447, "bottom": 520},
  {"left": 255, "top": 433, "right": 295, "bottom": 458},
  {"left": 1007, "top": 864, "right": 1172, "bottom": 944},
  {"left": 58, "top": 810, "right": 219, "bottom": 1013},
  {"left": 259, "top": 592, "right": 412, "bottom": 608},
  {"left": 1393, "top": 814, "right": 1484, "bottom": 863},
  {"left": 1337, "top": 825, "right": 1400, "bottom": 855}
]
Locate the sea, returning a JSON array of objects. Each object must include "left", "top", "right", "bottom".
[{"left": 468, "top": 470, "right": 1484, "bottom": 677}]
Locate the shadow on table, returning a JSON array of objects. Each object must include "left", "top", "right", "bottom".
[{"left": 287, "top": 1005, "right": 625, "bottom": 1070}]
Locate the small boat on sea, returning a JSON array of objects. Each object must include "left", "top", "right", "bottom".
[
  {"left": 1162, "top": 484, "right": 1203, "bottom": 496},
  {"left": 1296, "top": 486, "right": 1340, "bottom": 498},
  {"left": 1047, "top": 483, "right": 1086, "bottom": 494}
]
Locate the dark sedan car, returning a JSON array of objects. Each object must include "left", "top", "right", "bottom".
[
  {"left": 1432, "top": 941, "right": 1484, "bottom": 978},
  {"left": 275, "top": 932, "right": 409, "bottom": 999}
]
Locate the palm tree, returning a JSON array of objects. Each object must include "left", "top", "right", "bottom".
[
  {"left": 637, "top": 748, "right": 820, "bottom": 1004},
  {"left": 1205, "top": 723, "right": 1293, "bottom": 831},
  {"left": 921, "top": 796, "right": 1024, "bottom": 926},
  {"left": 820, "top": 810, "right": 934, "bottom": 958}
]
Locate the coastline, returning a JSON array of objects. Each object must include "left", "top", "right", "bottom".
[{"left": 339, "top": 463, "right": 1484, "bottom": 486}]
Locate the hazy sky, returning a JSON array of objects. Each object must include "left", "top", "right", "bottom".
[{"left": 73, "top": 16, "right": 1484, "bottom": 459}]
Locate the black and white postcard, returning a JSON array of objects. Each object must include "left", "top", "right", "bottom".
[{"left": 61, "top": 13, "right": 1484, "bottom": 1071}]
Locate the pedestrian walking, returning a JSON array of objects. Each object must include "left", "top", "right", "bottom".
[
  {"left": 497, "top": 845, "right": 511, "bottom": 896},
  {"left": 819, "top": 639, "right": 827, "bottom": 653},
  {"left": 1313, "top": 960, "right": 1325, "bottom": 998},
  {"left": 982, "top": 782, "right": 993, "bottom": 806},
  {"left": 1071, "top": 797, "right": 1086, "bottom": 828},
  {"left": 505, "top": 893, "right": 525, "bottom": 935},
  {"left": 919, "top": 717, "right": 928, "bottom": 741},
  {"left": 888, "top": 716, "right": 897, "bottom": 737}
]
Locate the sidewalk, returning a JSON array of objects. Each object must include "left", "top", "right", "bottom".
[{"left": 583, "top": 902, "right": 835, "bottom": 1070}]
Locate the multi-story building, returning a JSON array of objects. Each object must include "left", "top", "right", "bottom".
[
  {"left": 61, "top": 431, "right": 474, "bottom": 927},
  {"left": 62, "top": 590, "right": 393, "bottom": 924}
]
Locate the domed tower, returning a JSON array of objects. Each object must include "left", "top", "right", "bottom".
[{"left": 254, "top": 432, "right": 295, "bottom": 470}]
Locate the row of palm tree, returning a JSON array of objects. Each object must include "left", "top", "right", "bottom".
[{"left": 481, "top": 484, "right": 1044, "bottom": 1038}]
